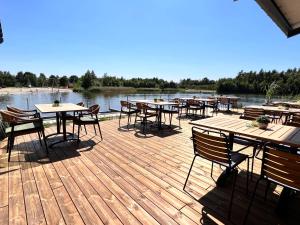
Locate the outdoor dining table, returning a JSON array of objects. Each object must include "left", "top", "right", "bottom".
[
  {"left": 132, "top": 100, "right": 177, "bottom": 130},
  {"left": 35, "top": 103, "right": 88, "bottom": 147},
  {"left": 245, "top": 105, "right": 300, "bottom": 114},
  {"left": 190, "top": 116, "right": 300, "bottom": 147},
  {"left": 245, "top": 105, "right": 300, "bottom": 123},
  {"left": 190, "top": 115, "right": 300, "bottom": 211}
]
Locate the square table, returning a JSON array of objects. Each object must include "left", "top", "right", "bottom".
[{"left": 35, "top": 103, "right": 88, "bottom": 147}]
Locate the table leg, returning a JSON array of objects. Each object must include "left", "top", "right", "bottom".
[
  {"left": 61, "top": 112, "right": 67, "bottom": 141},
  {"left": 56, "top": 112, "right": 61, "bottom": 134},
  {"left": 158, "top": 106, "right": 162, "bottom": 130},
  {"left": 227, "top": 99, "right": 230, "bottom": 111}
]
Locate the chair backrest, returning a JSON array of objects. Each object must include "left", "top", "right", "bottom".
[
  {"left": 219, "top": 97, "right": 228, "bottom": 105},
  {"left": 89, "top": 104, "right": 100, "bottom": 115},
  {"left": 241, "top": 108, "right": 265, "bottom": 120},
  {"left": 192, "top": 127, "right": 230, "bottom": 166},
  {"left": 187, "top": 99, "right": 202, "bottom": 106},
  {"left": 120, "top": 100, "right": 135, "bottom": 109},
  {"left": 286, "top": 113, "right": 300, "bottom": 127},
  {"left": 262, "top": 144, "right": 300, "bottom": 191},
  {"left": 77, "top": 102, "right": 84, "bottom": 107},
  {"left": 7, "top": 106, "right": 21, "bottom": 113},
  {"left": 135, "top": 102, "right": 150, "bottom": 113}
]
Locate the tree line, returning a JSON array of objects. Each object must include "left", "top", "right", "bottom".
[
  {"left": 0, "top": 70, "right": 215, "bottom": 90},
  {"left": 216, "top": 68, "right": 300, "bottom": 95},
  {"left": 1, "top": 68, "right": 300, "bottom": 95}
]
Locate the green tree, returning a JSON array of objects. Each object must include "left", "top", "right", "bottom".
[
  {"left": 81, "top": 70, "right": 96, "bottom": 89},
  {"left": 59, "top": 76, "right": 68, "bottom": 87},
  {"left": 37, "top": 73, "right": 47, "bottom": 87}
]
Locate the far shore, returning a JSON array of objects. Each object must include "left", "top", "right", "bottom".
[{"left": 0, "top": 87, "right": 72, "bottom": 95}]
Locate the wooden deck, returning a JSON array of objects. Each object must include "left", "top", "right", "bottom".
[{"left": 0, "top": 117, "right": 299, "bottom": 225}]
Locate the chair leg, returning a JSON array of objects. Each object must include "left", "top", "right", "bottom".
[
  {"left": 251, "top": 145, "right": 257, "bottom": 180},
  {"left": 38, "top": 131, "right": 43, "bottom": 146},
  {"left": 93, "top": 124, "right": 97, "bottom": 135},
  {"left": 72, "top": 122, "right": 75, "bottom": 134},
  {"left": 243, "top": 178, "right": 261, "bottom": 225},
  {"left": 6, "top": 137, "right": 10, "bottom": 153},
  {"left": 183, "top": 155, "right": 197, "bottom": 190},
  {"left": 97, "top": 121, "right": 103, "bottom": 140},
  {"left": 169, "top": 113, "right": 173, "bottom": 127},
  {"left": 228, "top": 169, "right": 238, "bottom": 220},
  {"left": 41, "top": 129, "right": 49, "bottom": 154},
  {"left": 77, "top": 125, "right": 81, "bottom": 143},
  {"left": 119, "top": 112, "right": 122, "bottom": 127},
  {"left": 211, "top": 161, "right": 214, "bottom": 178},
  {"left": 264, "top": 180, "right": 270, "bottom": 201},
  {"left": 127, "top": 114, "right": 130, "bottom": 129},
  {"left": 84, "top": 125, "right": 87, "bottom": 135},
  {"left": 8, "top": 136, "right": 14, "bottom": 162},
  {"left": 246, "top": 158, "right": 249, "bottom": 194}
]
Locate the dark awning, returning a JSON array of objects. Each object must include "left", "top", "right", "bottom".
[
  {"left": 256, "top": 0, "right": 300, "bottom": 38},
  {"left": 0, "top": 21, "right": 3, "bottom": 44}
]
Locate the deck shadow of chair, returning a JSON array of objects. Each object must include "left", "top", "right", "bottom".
[
  {"left": 193, "top": 170, "right": 283, "bottom": 225},
  {"left": 0, "top": 110, "right": 48, "bottom": 162},
  {"left": 73, "top": 104, "right": 103, "bottom": 143},
  {"left": 183, "top": 127, "right": 250, "bottom": 220},
  {"left": 243, "top": 143, "right": 300, "bottom": 225}
]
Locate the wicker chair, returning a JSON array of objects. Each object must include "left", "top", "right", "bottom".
[
  {"left": 119, "top": 100, "right": 138, "bottom": 129},
  {"left": 240, "top": 108, "right": 265, "bottom": 120},
  {"left": 0, "top": 110, "right": 48, "bottom": 161},
  {"left": 184, "top": 127, "right": 250, "bottom": 219},
  {"left": 243, "top": 143, "right": 300, "bottom": 224},
  {"left": 7, "top": 105, "right": 39, "bottom": 117},
  {"left": 73, "top": 104, "right": 102, "bottom": 142},
  {"left": 134, "top": 102, "right": 158, "bottom": 133}
]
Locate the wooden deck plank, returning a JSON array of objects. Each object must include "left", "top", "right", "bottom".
[
  {"left": 0, "top": 117, "right": 299, "bottom": 225},
  {"left": 17, "top": 137, "right": 47, "bottom": 225},
  {"left": 23, "top": 135, "right": 66, "bottom": 225}
]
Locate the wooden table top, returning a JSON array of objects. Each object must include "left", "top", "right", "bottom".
[
  {"left": 190, "top": 116, "right": 300, "bottom": 147},
  {"left": 131, "top": 100, "right": 177, "bottom": 106},
  {"left": 35, "top": 103, "right": 88, "bottom": 113},
  {"left": 179, "top": 97, "right": 217, "bottom": 102},
  {"left": 245, "top": 105, "right": 300, "bottom": 113}
]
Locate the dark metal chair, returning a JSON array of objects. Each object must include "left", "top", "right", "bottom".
[
  {"left": 73, "top": 104, "right": 102, "bottom": 142},
  {"left": 119, "top": 100, "right": 138, "bottom": 129},
  {"left": 184, "top": 127, "right": 250, "bottom": 219},
  {"left": 162, "top": 100, "right": 181, "bottom": 128},
  {"left": 186, "top": 99, "right": 204, "bottom": 118},
  {"left": 285, "top": 113, "right": 300, "bottom": 127},
  {"left": 0, "top": 110, "right": 48, "bottom": 161},
  {"left": 134, "top": 102, "right": 158, "bottom": 134},
  {"left": 243, "top": 143, "right": 300, "bottom": 224},
  {"left": 62, "top": 102, "right": 85, "bottom": 132}
]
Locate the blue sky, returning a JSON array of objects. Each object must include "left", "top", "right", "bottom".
[{"left": 1, "top": 0, "right": 300, "bottom": 81}]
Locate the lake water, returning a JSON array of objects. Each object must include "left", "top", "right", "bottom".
[{"left": 0, "top": 90, "right": 291, "bottom": 113}]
